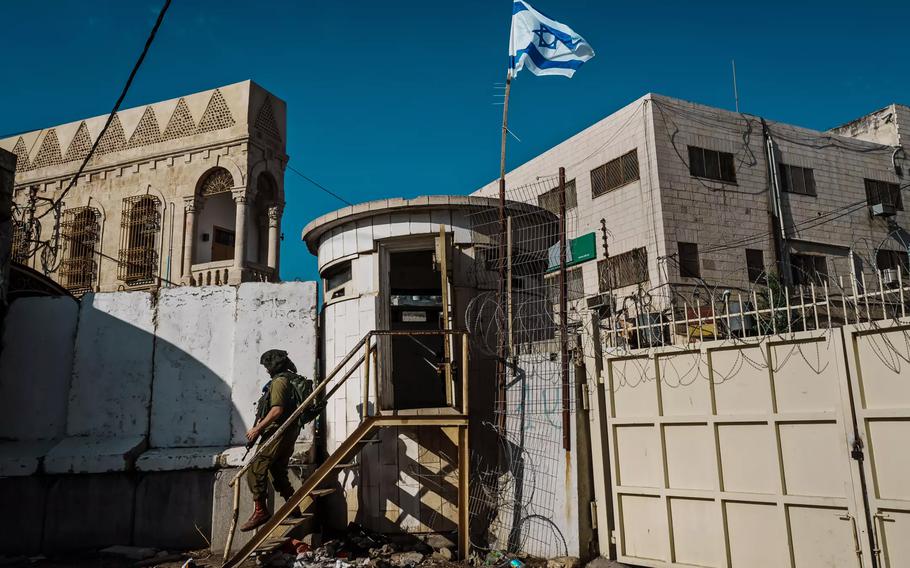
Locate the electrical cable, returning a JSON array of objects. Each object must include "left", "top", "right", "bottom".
[
  {"left": 38, "top": 0, "right": 172, "bottom": 220},
  {"left": 287, "top": 165, "right": 354, "bottom": 206}
]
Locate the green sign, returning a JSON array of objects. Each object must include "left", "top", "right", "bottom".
[{"left": 547, "top": 232, "right": 596, "bottom": 272}]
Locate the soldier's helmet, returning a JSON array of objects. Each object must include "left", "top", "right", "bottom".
[{"left": 260, "top": 349, "right": 296, "bottom": 376}]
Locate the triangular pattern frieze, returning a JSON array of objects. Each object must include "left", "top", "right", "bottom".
[
  {"left": 161, "top": 98, "right": 195, "bottom": 141},
  {"left": 127, "top": 106, "right": 162, "bottom": 148},
  {"left": 196, "top": 89, "right": 236, "bottom": 133},
  {"left": 31, "top": 129, "right": 63, "bottom": 169},
  {"left": 64, "top": 122, "right": 92, "bottom": 162},
  {"left": 12, "top": 137, "right": 30, "bottom": 172}
]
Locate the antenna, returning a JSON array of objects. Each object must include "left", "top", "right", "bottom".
[{"left": 732, "top": 59, "right": 740, "bottom": 113}]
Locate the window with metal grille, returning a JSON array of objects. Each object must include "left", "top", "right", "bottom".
[
  {"left": 598, "top": 247, "right": 648, "bottom": 291},
  {"left": 60, "top": 206, "right": 101, "bottom": 293},
  {"left": 537, "top": 179, "right": 577, "bottom": 214},
  {"left": 779, "top": 163, "right": 816, "bottom": 196},
  {"left": 546, "top": 266, "right": 585, "bottom": 302},
  {"left": 791, "top": 254, "right": 828, "bottom": 286},
  {"left": 10, "top": 220, "right": 30, "bottom": 264},
  {"left": 688, "top": 146, "right": 736, "bottom": 183},
  {"left": 864, "top": 178, "right": 903, "bottom": 210},
  {"left": 745, "top": 248, "right": 765, "bottom": 283},
  {"left": 591, "top": 149, "right": 639, "bottom": 197},
  {"left": 678, "top": 242, "right": 700, "bottom": 278},
  {"left": 118, "top": 194, "right": 161, "bottom": 285}
]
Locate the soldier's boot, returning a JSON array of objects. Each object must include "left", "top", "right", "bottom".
[
  {"left": 278, "top": 489, "right": 303, "bottom": 518},
  {"left": 239, "top": 498, "right": 271, "bottom": 532}
]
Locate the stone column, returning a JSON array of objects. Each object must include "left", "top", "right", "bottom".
[
  {"left": 267, "top": 203, "right": 282, "bottom": 271},
  {"left": 232, "top": 189, "right": 247, "bottom": 273},
  {"left": 182, "top": 197, "right": 200, "bottom": 284}
]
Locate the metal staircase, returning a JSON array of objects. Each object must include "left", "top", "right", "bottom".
[{"left": 221, "top": 330, "right": 470, "bottom": 568}]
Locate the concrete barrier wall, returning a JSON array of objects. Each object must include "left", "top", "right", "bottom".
[
  {"left": 68, "top": 292, "right": 156, "bottom": 439},
  {"left": 151, "top": 287, "right": 236, "bottom": 448},
  {"left": 0, "top": 281, "right": 318, "bottom": 469},
  {"left": 230, "top": 282, "right": 318, "bottom": 445},
  {"left": 0, "top": 296, "right": 78, "bottom": 442}
]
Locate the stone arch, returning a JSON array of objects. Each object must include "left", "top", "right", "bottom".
[
  {"left": 252, "top": 172, "right": 281, "bottom": 265},
  {"left": 249, "top": 159, "right": 284, "bottom": 203},
  {"left": 213, "top": 154, "right": 245, "bottom": 188},
  {"left": 195, "top": 166, "right": 236, "bottom": 197}
]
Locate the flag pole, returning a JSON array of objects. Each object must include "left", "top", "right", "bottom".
[{"left": 496, "top": 70, "right": 512, "bottom": 430}]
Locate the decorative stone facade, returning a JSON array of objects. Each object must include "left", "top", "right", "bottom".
[
  {"left": 0, "top": 148, "right": 14, "bottom": 313},
  {"left": 0, "top": 80, "right": 288, "bottom": 293}
]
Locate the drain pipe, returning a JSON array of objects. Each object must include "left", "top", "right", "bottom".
[{"left": 762, "top": 119, "right": 791, "bottom": 285}]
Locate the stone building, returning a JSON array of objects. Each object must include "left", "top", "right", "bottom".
[
  {"left": 0, "top": 147, "right": 14, "bottom": 318},
  {"left": 0, "top": 80, "right": 287, "bottom": 294},
  {"left": 474, "top": 94, "right": 910, "bottom": 318}
]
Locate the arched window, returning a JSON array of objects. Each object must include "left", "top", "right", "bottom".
[
  {"left": 61, "top": 206, "right": 101, "bottom": 293},
  {"left": 119, "top": 194, "right": 161, "bottom": 285},
  {"left": 198, "top": 167, "right": 234, "bottom": 196}
]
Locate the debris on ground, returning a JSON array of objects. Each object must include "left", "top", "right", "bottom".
[
  {"left": 545, "top": 557, "right": 580, "bottom": 568},
  {"left": 257, "top": 524, "right": 458, "bottom": 568}
]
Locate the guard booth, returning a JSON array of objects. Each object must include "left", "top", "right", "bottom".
[{"left": 300, "top": 195, "right": 556, "bottom": 540}]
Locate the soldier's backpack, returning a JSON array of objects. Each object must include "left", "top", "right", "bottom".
[{"left": 280, "top": 371, "right": 322, "bottom": 428}]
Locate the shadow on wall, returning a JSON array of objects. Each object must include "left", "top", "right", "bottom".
[{"left": 0, "top": 282, "right": 318, "bottom": 555}]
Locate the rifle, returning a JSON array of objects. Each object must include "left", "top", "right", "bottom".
[{"left": 241, "top": 433, "right": 259, "bottom": 461}]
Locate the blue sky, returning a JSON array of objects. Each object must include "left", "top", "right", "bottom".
[{"left": 2, "top": 0, "right": 908, "bottom": 282}]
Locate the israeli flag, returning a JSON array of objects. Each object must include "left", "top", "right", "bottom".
[{"left": 509, "top": 1, "right": 595, "bottom": 78}]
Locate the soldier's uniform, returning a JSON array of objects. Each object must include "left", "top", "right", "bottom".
[
  {"left": 246, "top": 371, "right": 301, "bottom": 502},
  {"left": 240, "top": 349, "right": 316, "bottom": 532}
]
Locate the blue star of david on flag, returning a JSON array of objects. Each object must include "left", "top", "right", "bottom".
[{"left": 509, "top": 1, "right": 594, "bottom": 78}]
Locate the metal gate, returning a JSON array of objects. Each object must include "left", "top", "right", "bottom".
[
  {"left": 588, "top": 321, "right": 910, "bottom": 568},
  {"left": 842, "top": 322, "right": 910, "bottom": 568}
]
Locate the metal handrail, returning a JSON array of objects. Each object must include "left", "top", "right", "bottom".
[{"left": 222, "top": 328, "right": 468, "bottom": 560}]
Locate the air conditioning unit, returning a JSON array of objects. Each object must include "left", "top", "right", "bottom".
[
  {"left": 870, "top": 202, "right": 896, "bottom": 217},
  {"left": 882, "top": 268, "right": 900, "bottom": 287}
]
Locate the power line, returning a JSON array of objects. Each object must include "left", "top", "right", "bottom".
[
  {"left": 287, "top": 165, "right": 353, "bottom": 206},
  {"left": 37, "top": 0, "right": 172, "bottom": 219}
]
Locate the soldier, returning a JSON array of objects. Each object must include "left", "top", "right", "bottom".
[{"left": 240, "top": 349, "right": 314, "bottom": 532}]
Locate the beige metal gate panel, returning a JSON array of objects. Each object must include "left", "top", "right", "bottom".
[
  {"left": 842, "top": 322, "right": 910, "bottom": 568},
  {"left": 602, "top": 330, "right": 870, "bottom": 568}
]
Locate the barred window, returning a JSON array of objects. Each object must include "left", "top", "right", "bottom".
[
  {"left": 537, "top": 179, "right": 577, "bottom": 214},
  {"left": 11, "top": 219, "right": 30, "bottom": 264},
  {"left": 688, "top": 146, "right": 736, "bottom": 183},
  {"left": 598, "top": 247, "right": 648, "bottom": 291},
  {"left": 864, "top": 179, "right": 903, "bottom": 211},
  {"left": 119, "top": 195, "right": 161, "bottom": 285},
  {"left": 61, "top": 206, "right": 101, "bottom": 293},
  {"left": 591, "top": 150, "right": 639, "bottom": 197},
  {"left": 546, "top": 267, "right": 585, "bottom": 302},
  {"left": 779, "top": 163, "right": 816, "bottom": 196}
]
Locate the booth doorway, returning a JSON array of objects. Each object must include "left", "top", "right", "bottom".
[{"left": 379, "top": 241, "right": 450, "bottom": 410}]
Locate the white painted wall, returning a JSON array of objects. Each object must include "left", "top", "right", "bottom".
[
  {"left": 195, "top": 192, "right": 236, "bottom": 264},
  {"left": 0, "top": 297, "right": 78, "bottom": 441},
  {"left": 229, "top": 282, "right": 318, "bottom": 445},
  {"left": 152, "top": 286, "right": 236, "bottom": 448},
  {"left": 0, "top": 281, "right": 318, "bottom": 475},
  {"left": 68, "top": 291, "right": 156, "bottom": 439}
]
